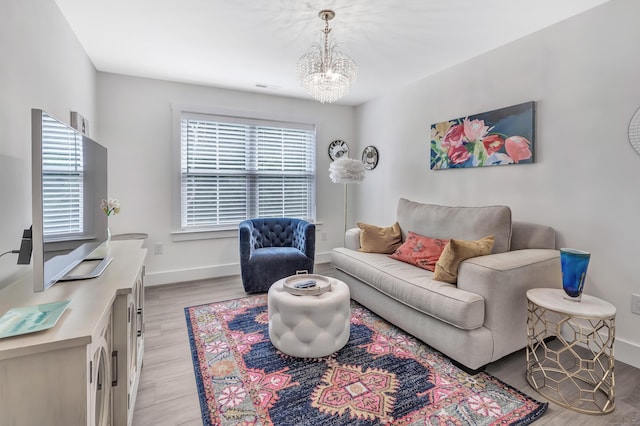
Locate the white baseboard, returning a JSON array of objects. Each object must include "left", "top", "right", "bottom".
[
  {"left": 614, "top": 337, "right": 640, "bottom": 369},
  {"left": 145, "top": 263, "right": 240, "bottom": 286},
  {"left": 145, "top": 251, "right": 332, "bottom": 287},
  {"left": 314, "top": 252, "right": 331, "bottom": 265},
  {"left": 560, "top": 327, "right": 640, "bottom": 370}
]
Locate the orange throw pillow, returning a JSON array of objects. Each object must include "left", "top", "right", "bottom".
[{"left": 389, "top": 232, "right": 450, "bottom": 272}]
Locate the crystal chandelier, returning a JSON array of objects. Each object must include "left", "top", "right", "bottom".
[{"left": 297, "top": 10, "right": 358, "bottom": 104}]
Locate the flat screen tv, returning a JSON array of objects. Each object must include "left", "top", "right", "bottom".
[{"left": 31, "top": 109, "right": 111, "bottom": 292}]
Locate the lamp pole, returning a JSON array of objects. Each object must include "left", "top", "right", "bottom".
[{"left": 344, "top": 183, "right": 348, "bottom": 235}]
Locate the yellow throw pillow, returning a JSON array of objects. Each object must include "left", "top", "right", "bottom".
[
  {"left": 357, "top": 222, "right": 402, "bottom": 254},
  {"left": 433, "top": 235, "right": 495, "bottom": 284}
]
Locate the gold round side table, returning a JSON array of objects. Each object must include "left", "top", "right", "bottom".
[{"left": 526, "top": 288, "right": 616, "bottom": 414}]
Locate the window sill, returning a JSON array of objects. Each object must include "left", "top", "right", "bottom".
[
  {"left": 171, "top": 228, "right": 238, "bottom": 241},
  {"left": 171, "top": 221, "right": 324, "bottom": 242}
]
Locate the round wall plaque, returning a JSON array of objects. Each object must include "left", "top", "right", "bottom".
[
  {"left": 362, "top": 145, "right": 379, "bottom": 170},
  {"left": 328, "top": 139, "right": 349, "bottom": 160},
  {"left": 629, "top": 107, "right": 640, "bottom": 155}
]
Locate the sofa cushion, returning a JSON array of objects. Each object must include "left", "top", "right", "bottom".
[
  {"left": 357, "top": 222, "right": 402, "bottom": 254},
  {"left": 396, "top": 198, "right": 512, "bottom": 254},
  {"left": 331, "top": 248, "right": 485, "bottom": 330},
  {"left": 389, "top": 232, "right": 449, "bottom": 271},
  {"left": 433, "top": 236, "right": 495, "bottom": 283}
]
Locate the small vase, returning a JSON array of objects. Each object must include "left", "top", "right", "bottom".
[
  {"left": 560, "top": 248, "right": 590, "bottom": 302},
  {"left": 106, "top": 227, "right": 111, "bottom": 244}
]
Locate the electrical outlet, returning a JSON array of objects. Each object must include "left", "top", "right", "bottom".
[
  {"left": 321, "top": 231, "right": 327, "bottom": 241},
  {"left": 632, "top": 294, "right": 640, "bottom": 315},
  {"left": 154, "top": 242, "right": 163, "bottom": 255}
]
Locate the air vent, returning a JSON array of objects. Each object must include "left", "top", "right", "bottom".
[{"left": 255, "top": 83, "right": 281, "bottom": 90}]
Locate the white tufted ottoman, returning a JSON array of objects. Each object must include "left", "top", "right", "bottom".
[{"left": 268, "top": 275, "right": 351, "bottom": 358}]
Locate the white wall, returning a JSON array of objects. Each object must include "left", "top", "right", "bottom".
[
  {"left": 0, "top": 0, "right": 97, "bottom": 290},
  {"left": 96, "top": 73, "right": 355, "bottom": 285},
  {"left": 353, "top": 0, "right": 640, "bottom": 368}
]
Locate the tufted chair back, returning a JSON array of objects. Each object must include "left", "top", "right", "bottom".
[
  {"left": 239, "top": 218, "right": 316, "bottom": 293},
  {"left": 249, "top": 218, "right": 296, "bottom": 248}
]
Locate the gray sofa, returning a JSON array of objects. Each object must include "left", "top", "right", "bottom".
[{"left": 331, "top": 198, "right": 562, "bottom": 371}]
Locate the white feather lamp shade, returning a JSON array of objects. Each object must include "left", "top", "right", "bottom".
[{"left": 329, "top": 157, "right": 365, "bottom": 184}]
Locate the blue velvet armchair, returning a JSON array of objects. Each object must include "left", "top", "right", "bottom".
[{"left": 239, "top": 218, "right": 316, "bottom": 293}]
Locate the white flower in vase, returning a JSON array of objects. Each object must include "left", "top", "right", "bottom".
[{"left": 100, "top": 198, "right": 121, "bottom": 242}]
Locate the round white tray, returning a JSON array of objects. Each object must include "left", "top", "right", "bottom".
[{"left": 282, "top": 274, "right": 332, "bottom": 296}]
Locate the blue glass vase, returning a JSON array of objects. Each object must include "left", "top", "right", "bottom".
[{"left": 560, "top": 248, "right": 590, "bottom": 301}]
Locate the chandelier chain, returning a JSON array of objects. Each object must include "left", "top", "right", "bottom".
[{"left": 323, "top": 14, "right": 331, "bottom": 74}]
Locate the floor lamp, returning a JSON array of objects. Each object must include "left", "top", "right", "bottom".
[{"left": 329, "top": 157, "right": 366, "bottom": 240}]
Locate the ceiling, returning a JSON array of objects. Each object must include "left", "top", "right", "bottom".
[{"left": 53, "top": 0, "right": 608, "bottom": 106}]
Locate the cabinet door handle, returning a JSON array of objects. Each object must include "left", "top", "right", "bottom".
[
  {"left": 137, "top": 309, "right": 143, "bottom": 336},
  {"left": 111, "top": 350, "right": 118, "bottom": 387},
  {"left": 95, "top": 359, "right": 102, "bottom": 390}
]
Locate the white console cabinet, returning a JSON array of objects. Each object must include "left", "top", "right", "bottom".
[{"left": 0, "top": 241, "right": 146, "bottom": 426}]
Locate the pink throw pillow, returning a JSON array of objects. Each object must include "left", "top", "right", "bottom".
[{"left": 389, "top": 232, "right": 450, "bottom": 272}]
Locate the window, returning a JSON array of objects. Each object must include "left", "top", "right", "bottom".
[
  {"left": 179, "top": 112, "right": 316, "bottom": 231},
  {"left": 41, "top": 113, "right": 84, "bottom": 237}
]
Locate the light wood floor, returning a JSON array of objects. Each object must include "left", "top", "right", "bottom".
[{"left": 133, "top": 264, "right": 640, "bottom": 426}]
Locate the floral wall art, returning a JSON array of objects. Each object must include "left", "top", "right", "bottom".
[{"left": 430, "top": 101, "right": 535, "bottom": 169}]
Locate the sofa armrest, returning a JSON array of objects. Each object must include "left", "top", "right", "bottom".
[
  {"left": 511, "top": 221, "right": 556, "bottom": 250},
  {"left": 345, "top": 228, "right": 361, "bottom": 250},
  {"left": 456, "top": 249, "right": 561, "bottom": 359},
  {"left": 238, "top": 221, "right": 254, "bottom": 265}
]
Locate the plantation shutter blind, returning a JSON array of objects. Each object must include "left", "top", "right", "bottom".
[
  {"left": 41, "top": 113, "right": 84, "bottom": 236},
  {"left": 181, "top": 113, "right": 315, "bottom": 230}
]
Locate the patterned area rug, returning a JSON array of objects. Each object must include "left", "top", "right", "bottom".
[{"left": 185, "top": 295, "right": 547, "bottom": 425}]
